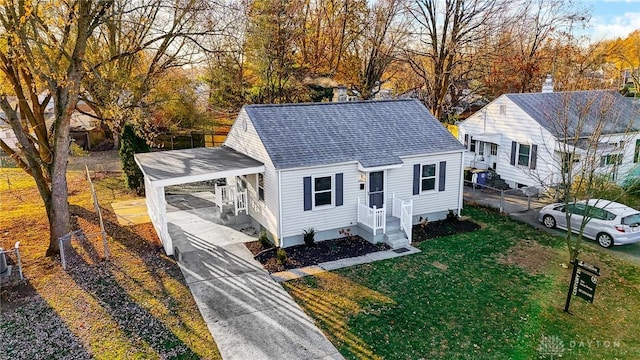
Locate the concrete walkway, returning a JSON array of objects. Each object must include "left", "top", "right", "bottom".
[
  {"left": 271, "top": 246, "right": 421, "bottom": 282},
  {"left": 167, "top": 205, "right": 343, "bottom": 360}
]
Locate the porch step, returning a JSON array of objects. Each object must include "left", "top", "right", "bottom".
[
  {"left": 384, "top": 229, "right": 409, "bottom": 249},
  {"left": 219, "top": 209, "right": 250, "bottom": 226},
  {"left": 385, "top": 217, "right": 401, "bottom": 232}
]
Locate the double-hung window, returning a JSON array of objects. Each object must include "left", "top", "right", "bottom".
[
  {"left": 490, "top": 143, "right": 498, "bottom": 156},
  {"left": 257, "top": 173, "right": 265, "bottom": 201},
  {"left": 518, "top": 144, "right": 531, "bottom": 166},
  {"left": 314, "top": 176, "right": 332, "bottom": 207},
  {"left": 421, "top": 164, "right": 437, "bottom": 192},
  {"left": 478, "top": 141, "right": 485, "bottom": 156},
  {"left": 600, "top": 154, "right": 623, "bottom": 167}
]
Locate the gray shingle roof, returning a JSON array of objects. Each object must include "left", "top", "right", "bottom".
[
  {"left": 505, "top": 91, "right": 640, "bottom": 138},
  {"left": 243, "top": 99, "right": 464, "bottom": 170}
]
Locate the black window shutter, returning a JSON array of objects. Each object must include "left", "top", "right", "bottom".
[
  {"left": 439, "top": 161, "right": 447, "bottom": 191},
  {"left": 464, "top": 134, "right": 469, "bottom": 148},
  {"left": 510, "top": 141, "right": 517, "bottom": 166},
  {"left": 335, "top": 173, "right": 343, "bottom": 206},
  {"left": 413, "top": 164, "right": 420, "bottom": 195},
  {"left": 530, "top": 144, "right": 538, "bottom": 169},
  {"left": 303, "top": 176, "right": 312, "bottom": 211},
  {"left": 634, "top": 139, "right": 640, "bottom": 163}
]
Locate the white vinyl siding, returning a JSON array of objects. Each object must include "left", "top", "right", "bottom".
[
  {"left": 459, "top": 97, "right": 557, "bottom": 187},
  {"left": 280, "top": 163, "right": 360, "bottom": 238},
  {"left": 224, "top": 110, "right": 280, "bottom": 237},
  {"left": 390, "top": 152, "right": 463, "bottom": 220},
  {"left": 280, "top": 151, "right": 464, "bottom": 239}
]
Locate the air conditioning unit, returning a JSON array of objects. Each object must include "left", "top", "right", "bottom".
[{"left": 0, "top": 248, "right": 9, "bottom": 277}]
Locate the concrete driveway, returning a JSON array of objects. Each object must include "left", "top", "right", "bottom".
[
  {"left": 465, "top": 188, "right": 640, "bottom": 264},
  {"left": 166, "top": 202, "right": 343, "bottom": 360}
]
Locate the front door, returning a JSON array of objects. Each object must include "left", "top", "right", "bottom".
[{"left": 368, "top": 171, "right": 384, "bottom": 209}]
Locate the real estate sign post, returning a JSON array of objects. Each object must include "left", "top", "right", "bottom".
[{"left": 564, "top": 259, "right": 600, "bottom": 313}]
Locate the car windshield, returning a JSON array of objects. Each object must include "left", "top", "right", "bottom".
[{"left": 622, "top": 213, "right": 640, "bottom": 226}]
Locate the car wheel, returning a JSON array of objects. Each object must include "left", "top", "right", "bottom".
[
  {"left": 597, "top": 233, "right": 614, "bottom": 248},
  {"left": 542, "top": 215, "right": 556, "bottom": 229}
]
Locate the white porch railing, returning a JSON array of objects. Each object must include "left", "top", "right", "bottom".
[
  {"left": 234, "top": 189, "right": 247, "bottom": 216},
  {"left": 392, "top": 193, "right": 413, "bottom": 243},
  {"left": 214, "top": 184, "right": 248, "bottom": 216},
  {"left": 357, "top": 199, "right": 386, "bottom": 235}
]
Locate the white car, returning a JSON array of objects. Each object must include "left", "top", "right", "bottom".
[{"left": 538, "top": 199, "right": 640, "bottom": 248}]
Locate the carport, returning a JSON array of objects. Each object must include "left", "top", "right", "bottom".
[{"left": 135, "top": 146, "right": 264, "bottom": 255}]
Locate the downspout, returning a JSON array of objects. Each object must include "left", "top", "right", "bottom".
[
  {"left": 277, "top": 170, "right": 284, "bottom": 248},
  {"left": 458, "top": 151, "right": 464, "bottom": 215},
  {"left": 483, "top": 109, "right": 487, "bottom": 134}
]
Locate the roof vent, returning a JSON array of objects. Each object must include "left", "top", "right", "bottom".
[{"left": 541, "top": 74, "right": 554, "bottom": 93}]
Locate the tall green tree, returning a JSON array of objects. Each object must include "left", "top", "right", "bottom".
[
  {"left": 245, "top": 0, "right": 306, "bottom": 103},
  {"left": 120, "top": 124, "right": 149, "bottom": 195}
]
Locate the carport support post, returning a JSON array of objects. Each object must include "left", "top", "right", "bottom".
[{"left": 499, "top": 190, "right": 504, "bottom": 213}]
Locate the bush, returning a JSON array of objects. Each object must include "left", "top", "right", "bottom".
[
  {"left": 259, "top": 230, "right": 270, "bottom": 247},
  {"left": 303, "top": 228, "right": 315, "bottom": 246},
  {"left": 276, "top": 248, "right": 287, "bottom": 265},
  {"left": 445, "top": 209, "right": 458, "bottom": 223},
  {"left": 120, "top": 124, "right": 150, "bottom": 195},
  {"left": 69, "top": 142, "right": 89, "bottom": 157}
]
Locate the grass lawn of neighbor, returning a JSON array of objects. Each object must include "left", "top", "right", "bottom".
[{"left": 0, "top": 168, "right": 221, "bottom": 360}]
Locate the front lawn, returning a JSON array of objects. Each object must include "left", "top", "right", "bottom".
[
  {"left": 0, "top": 168, "right": 221, "bottom": 359},
  {"left": 284, "top": 207, "right": 640, "bottom": 359}
]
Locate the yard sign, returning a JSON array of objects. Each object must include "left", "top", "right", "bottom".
[{"left": 564, "top": 259, "right": 600, "bottom": 313}]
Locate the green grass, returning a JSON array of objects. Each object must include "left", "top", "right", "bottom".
[{"left": 284, "top": 206, "right": 640, "bottom": 359}]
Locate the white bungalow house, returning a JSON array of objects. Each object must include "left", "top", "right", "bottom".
[
  {"left": 458, "top": 90, "right": 640, "bottom": 190},
  {"left": 136, "top": 99, "right": 465, "bottom": 255}
]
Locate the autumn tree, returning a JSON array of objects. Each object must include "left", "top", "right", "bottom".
[
  {"left": 81, "top": 0, "right": 227, "bottom": 146},
  {"left": 605, "top": 30, "right": 640, "bottom": 96},
  {"left": 406, "top": 0, "right": 507, "bottom": 120},
  {"left": 245, "top": 0, "right": 306, "bottom": 103},
  {"left": 0, "top": 0, "right": 113, "bottom": 256},
  {"left": 342, "top": 0, "right": 409, "bottom": 99}
]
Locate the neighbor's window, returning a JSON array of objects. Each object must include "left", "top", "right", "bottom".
[
  {"left": 561, "top": 152, "right": 571, "bottom": 173},
  {"left": 257, "top": 173, "right": 265, "bottom": 201},
  {"left": 499, "top": 105, "right": 506, "bottom": 115},
  {"left": 478, "top": 141, "right": 485, "bottom": 156},
  {"left": 469, "top": 137, "right": 476, "bottom": 152},
  {"left": 518, "top": 144, "right": 531, "bottom": 166},
  {"left": 490, "top": 143, "right": 498, "bottom": 156},
  {"left": 600, "top": 154, "right": 623, "bottom": 167},
  {"left": 421, "top": 164, "right": 437, "bottom": 191},
  {"left": 313, "top": 176, "right": 332, "bottom": 207},
  {"left": 634, "top": 139, "right": 640, "bottom": 163}
]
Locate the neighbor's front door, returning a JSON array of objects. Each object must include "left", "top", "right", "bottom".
[{"left": 368, "top": 171, "right": 384, "bottom": 209}]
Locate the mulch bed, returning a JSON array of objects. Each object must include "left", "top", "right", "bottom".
[
  {"left": 412, "top": 218, "right": 481, "bottom": 242},
  {"left": 246, "top": 219, "right": 481, "bottom": 273},
  {"left": 246, "top": 236, "right": 390, "bottom": 273}
]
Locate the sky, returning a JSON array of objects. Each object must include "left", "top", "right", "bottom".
[{"left": 582, "top": 0, "right": 640, "bottom": 40}]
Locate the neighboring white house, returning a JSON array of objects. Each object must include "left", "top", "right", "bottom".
[
  {"left": 136, "top": 99, "right": 466, "bottom": 254},
  {"left": 458, "top": 90, "right": 640, "bottom": 189}
]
